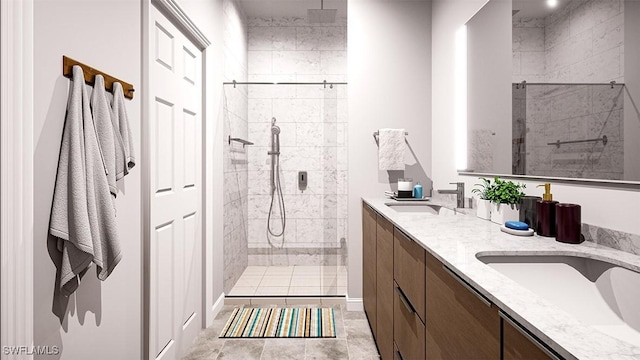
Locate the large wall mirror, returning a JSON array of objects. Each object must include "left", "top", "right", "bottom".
[{"left": 464, "top": 0, "right": 640, "bottom": 183}]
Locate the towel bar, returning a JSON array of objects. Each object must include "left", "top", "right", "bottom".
[
  {"left": 373, "top": 131, "right": 409, "bottom": 141},
  {"left": 228, "top": 136, "right": 254, "bottom": 147}
]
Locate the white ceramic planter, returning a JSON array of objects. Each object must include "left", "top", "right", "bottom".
[
  {"left": 490, "top": 203, "right": 520, "bottom": 224},
  {"left": 476, "top": 199, "right": 492, "bottom": 220}
]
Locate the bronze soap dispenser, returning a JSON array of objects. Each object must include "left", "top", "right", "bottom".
[{"left": 536, "top": 183, "right": 559, "bottom": 237}]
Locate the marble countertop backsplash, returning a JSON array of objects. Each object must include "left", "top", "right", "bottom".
[{"left": 363, "top": 197, "right": 640, "bottom": 360}]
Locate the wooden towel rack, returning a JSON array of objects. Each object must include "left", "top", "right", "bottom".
[{"left": 62, "top": 56, "right": 135, "bottom": 100}]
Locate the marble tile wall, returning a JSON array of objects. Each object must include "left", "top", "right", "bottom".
[
  {"left": 583, "top": 223, "right": 640, "bottom": 257},
  {"left": 524, "top": 84, "right": 624, "bottom": 179},
  {"left": 223, "top": 0, "right": 249, "bottom": 293},
  {"left": 544, "top": 0, "right": 624, "bottom": 83},
  {"left": 512, "top": 17, "right": 546, "bottom": 83},
  {"left": 245, "top": 16, "right": 348, "bottom": 266},
  {"left": 468, "top": 129, "right": 495, "bottom": 173},
  {"left": 513, "top": 1, "right": 626, "bottom": 179}
]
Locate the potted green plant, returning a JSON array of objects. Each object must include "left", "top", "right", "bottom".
[
  {"left": 471, "top": 177, "right": 493, "bottom": 220},
  {"left": 487, "top": 177, "right": 526, "bottom": 224}
]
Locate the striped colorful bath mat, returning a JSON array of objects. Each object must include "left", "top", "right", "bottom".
[{"left": 219, "top": 307, "right": 336, "bottom": 338}]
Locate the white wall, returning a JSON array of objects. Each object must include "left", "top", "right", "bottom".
[
  {"left": 347, "top": 0, "right": 432, "bottom": 299},
  {"left": 32, "top": 0, "right": 226, "bottom": 358},
  {"left": 433, "top": 0, "right": 640, "bottom": 237},
  {"left": 33, "top": 0, "right": 142, "bottom": 358}
]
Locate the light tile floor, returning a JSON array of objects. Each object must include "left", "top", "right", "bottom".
[
  {"left": 182, "top": 304, "right": 380, "bottom": 360},
  {"left": 228, "top": 266, "right": 348, "bottom": 297}
]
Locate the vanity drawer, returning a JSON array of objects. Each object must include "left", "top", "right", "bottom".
[
  {"left": 426, "top": 252, "right": 500, "bottom": 359},
  {"left": 393, "top": 228, "right": 426, "bottom": 322},
  {"left": 394, "top": 281, "right": 425, "bottom": 360}
]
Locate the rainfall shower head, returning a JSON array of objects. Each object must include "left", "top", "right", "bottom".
[{"left": 307, "top": 0, "right": 337, "bottom": 23}]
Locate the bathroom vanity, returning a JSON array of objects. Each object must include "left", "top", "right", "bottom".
[{"left": 362, "top": 198, "right": 640, "bottom": 360}]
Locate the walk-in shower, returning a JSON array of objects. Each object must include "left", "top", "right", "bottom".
[
  {"left": 221, "top": 0, "right": 348, "bottom": 298},
  {"left": 222, "top": 81, "right": 349, "bottom": 298},
  {"left": 267, "top": 117, "right": 286, "bottom": 242}
]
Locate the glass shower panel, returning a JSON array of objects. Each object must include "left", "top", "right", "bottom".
[
  {"left": 223, "top": 82, "right": 348, "bottom": 298},
  {"left": 516, "top": 83, "right": 624, "bottom": 180}
]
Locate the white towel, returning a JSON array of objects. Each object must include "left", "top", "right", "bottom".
[
  {"left": 91, "top": 75, "right": 125, "bottom": 195},
  {"left": 378, "top": 128, "right": 406, "bottom": 171},
  {"left": 111, "top": 82, "right": 136, "bottom": 173},
  {"left": 50, "top": 65, "right": 122, "bottom": 296}
]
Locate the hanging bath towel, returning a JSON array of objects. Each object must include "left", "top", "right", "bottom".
[
  {"left": 88, "top": 74, "right": 124, "bottom": 281},
  {"left": 111, "top": 82, "right": 136, "bottom": 173},
  {"left": 50, "top": 65, "right": 121, "bottom": 297},
  {"left": 378, "top": 128, "right": 406, "bottom": 171},
  {"left": 91, "top": 75, "right": 125, "bottom": 195}
]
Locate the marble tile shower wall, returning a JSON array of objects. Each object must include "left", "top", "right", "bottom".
[
  {"left": 512, "top": 17, "right": 546, "bottom": 83},
  {"left": 543, "top": 0, "right": 624, "bottom": 83},
  {"left": 513, "top": 0, "right": 625, "bottom": 179},
  {"left": 245, "top": 17, "right": 348, "bottom": 266},
  {"left": 514, "top": 0, "right": 624, "bottom": 84},
  {"left": 222, "top": 0, "right": 249, "bottom": 293},
  {"left": 524, "top": 84, "right": 624, "bottom": 179}
]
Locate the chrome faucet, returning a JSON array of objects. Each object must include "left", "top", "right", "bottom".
[{"left": 437, "top": 182, "right": 465, "bottom": 208}]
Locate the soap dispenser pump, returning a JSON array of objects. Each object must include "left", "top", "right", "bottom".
[{"left": 536, "top": 183, "right": 559, "bottom": 237}]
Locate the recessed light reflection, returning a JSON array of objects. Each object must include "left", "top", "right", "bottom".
[{"left": 547, "top": 0, "right": 558, "bottom": 8}]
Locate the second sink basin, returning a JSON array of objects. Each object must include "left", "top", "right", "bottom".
[
  {"left": 385, "top": 202, "right": 458, "bottom": 215},
  {"left": 477, "top": 253, "right": 640, "bottom": 346}
]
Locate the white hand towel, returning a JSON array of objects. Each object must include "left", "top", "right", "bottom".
[
  {"left": 111, "top": 82, "right": 136, "bottom": 173},
  {"left": 50, "top": 65, "right": 122, "bottom": 297},
  {"left": 378, "top": 128, "right": 406, "bottom": 171},
  {"left": 91, "top": 75, "right": 125, "bottom": 195}
]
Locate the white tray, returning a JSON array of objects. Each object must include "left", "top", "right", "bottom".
[{"left": 391, "top": 196, "right": 431, "bottom": 202}]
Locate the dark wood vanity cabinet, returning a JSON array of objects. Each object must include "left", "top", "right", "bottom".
[
  {"left": 362, "top": 203, "right": 559, "bottom": 360},
  {"left": 426, "top": 252, "right": 501, "bottom": 359},
  {"left": 502, "top": 314, "right": 556, "bottom": 360},
  {"left": 376, "top": 214, "right": 394, "bottom": 360},
  {"left": 362, "top": 203, "right": 394, "bottom": 359},
  {"left": 362, "top": 203, "right": 377, "bottom": 337}
]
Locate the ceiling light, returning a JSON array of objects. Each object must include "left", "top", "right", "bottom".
[{"left": 547, "top": 0, "right": 558, "bottom": 8}]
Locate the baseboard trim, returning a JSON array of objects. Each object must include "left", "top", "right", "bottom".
[
  {"left": 212, "top": 293, "right": 225, "bottom": 319},
  {"left": 345, "top": 295, "right": 363, "bottom": 311}
]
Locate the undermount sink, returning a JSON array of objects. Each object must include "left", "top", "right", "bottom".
[
  {"left": 477, "top": 253, "right": 640, "bottom": 346},
  {"left": 384, "top": 202, "right": 459, "bottom": 215}
]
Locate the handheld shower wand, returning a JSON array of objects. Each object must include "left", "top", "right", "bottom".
[{"left": 267, "top": 117, "right": 286, "bottom": 241}]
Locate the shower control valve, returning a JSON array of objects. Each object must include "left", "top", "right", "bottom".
[{"left": 298, "top": 171, "right": 308, "bottom": 190}]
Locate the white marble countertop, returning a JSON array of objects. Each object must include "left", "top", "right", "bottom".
[{"left": 363, "top": 197, "right": 640, "bottom": 360}]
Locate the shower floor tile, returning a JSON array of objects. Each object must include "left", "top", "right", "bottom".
[{"left": 229, "top": 265, "right": 347, "bottom": 297}]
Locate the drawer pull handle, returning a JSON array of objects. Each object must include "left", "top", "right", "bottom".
[
  {"left": 396, "top": 348, "right": 404, "bottom": 360},
  {"left": 499, "top": 311, "right": 563, "bottom": 360},
  {"left": 395, "top": 283, "right": 417, "bottom": 315},
  {"left": 442, "top": 265, "right": 492, "bottom": 307}
]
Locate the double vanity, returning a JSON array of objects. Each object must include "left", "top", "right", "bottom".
[{"left": 362, "top": 198, "right": 640, "bottom": 360}]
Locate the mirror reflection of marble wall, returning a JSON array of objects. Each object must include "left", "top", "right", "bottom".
[
  {"left": 512, "top": 0, "right": 624, "bottom": 84},
  {"left": 466, "top": 0, "right": 640, "bottom": 182}
]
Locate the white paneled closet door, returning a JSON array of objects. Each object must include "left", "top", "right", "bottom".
[{"left": 148, "top": 5, "right": 203, "bottom": 360}]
